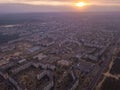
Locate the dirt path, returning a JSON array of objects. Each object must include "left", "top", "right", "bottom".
[{"left": 95, "top": 56, "right": 115, "bottom": 90}]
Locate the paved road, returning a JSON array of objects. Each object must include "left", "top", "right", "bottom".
[{"left": 86, "top": 35, "right": 120, "bottom": 90}]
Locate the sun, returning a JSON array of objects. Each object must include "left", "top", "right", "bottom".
[{"left": 75, "top": 2, "right": 86, "bottom": 7}]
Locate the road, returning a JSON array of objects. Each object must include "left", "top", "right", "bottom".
[{"left": 86, "top": 34, "right": 120, "bottom": 90}]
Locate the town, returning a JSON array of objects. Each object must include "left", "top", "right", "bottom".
[{"left": 0, "top": 13, "right": 120, "bottom": 90}]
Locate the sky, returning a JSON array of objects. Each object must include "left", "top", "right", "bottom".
[{"left": 0, "top": 0, "right": 120, "bottom": 13}]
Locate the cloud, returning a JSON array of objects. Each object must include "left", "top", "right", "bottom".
[
  {"left": 1, "top": 0, "right": 120, "bottom": 3},
  {"left": 1, "top": 0, "right": 120, "bottom": 7},
  {"left": 1, "top": 0, "right": 120, "bottom": 5},
  {"left": 0, "top": 0, "right": 120, "bottom": 13}
]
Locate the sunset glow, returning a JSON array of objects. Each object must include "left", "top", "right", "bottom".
[
  {"left": 0, "top": 0, "right": 120, "bottom": 12},
  {"left": 75, "top": 2, "right": 86, "bottom": 7},
  {"left": 0, "top": 0, "right": 120, "bottom": 7},
  {"left": 22, "top": 1, "right": 72, "bottom": 6}
]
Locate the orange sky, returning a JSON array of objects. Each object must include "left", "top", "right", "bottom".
[
  {"left": 0, "top": 0, "right": 120, "bottom": 6},
  {"left": 0, "top": 0, "right": 120, "bottom": 12}
]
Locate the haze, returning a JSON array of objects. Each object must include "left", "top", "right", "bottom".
[{"left": 0, "top": 0, "right": 120, "bottom": 13}]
